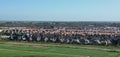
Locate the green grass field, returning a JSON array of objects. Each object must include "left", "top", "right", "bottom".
[{"left": 0, "top": 41, "right": 119, "bottom": 57}]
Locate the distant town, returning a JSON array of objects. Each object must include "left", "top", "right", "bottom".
[{"left": 0, "top": 21, "right": 120, "bottom": 46}]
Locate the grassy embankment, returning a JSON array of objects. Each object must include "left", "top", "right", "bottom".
[{"left": 0, "top": 40, "right": 119, "bottom": 57}]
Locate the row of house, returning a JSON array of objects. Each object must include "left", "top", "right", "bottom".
[{"left": 1, "top": 27, "right": 120, "bottom": 46}]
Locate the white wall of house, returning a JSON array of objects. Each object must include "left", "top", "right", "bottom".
[
  {"left": 1, "top": 35, "right": 10, "bottom": 39},
  {"left": 0, "top": 30, "right": 2, "bottom": 32}
]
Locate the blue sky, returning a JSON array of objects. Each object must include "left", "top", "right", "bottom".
[{"left": 0, "top": 0, "right": 120, "bottom": 21}]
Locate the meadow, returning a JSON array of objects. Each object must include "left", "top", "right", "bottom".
[{"left": 0, "top": 41, "right": 119, "bottom": 57}]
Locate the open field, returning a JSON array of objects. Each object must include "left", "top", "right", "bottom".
[{"left": 0, "top": 41, "right": 120, "bottom": 57}]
